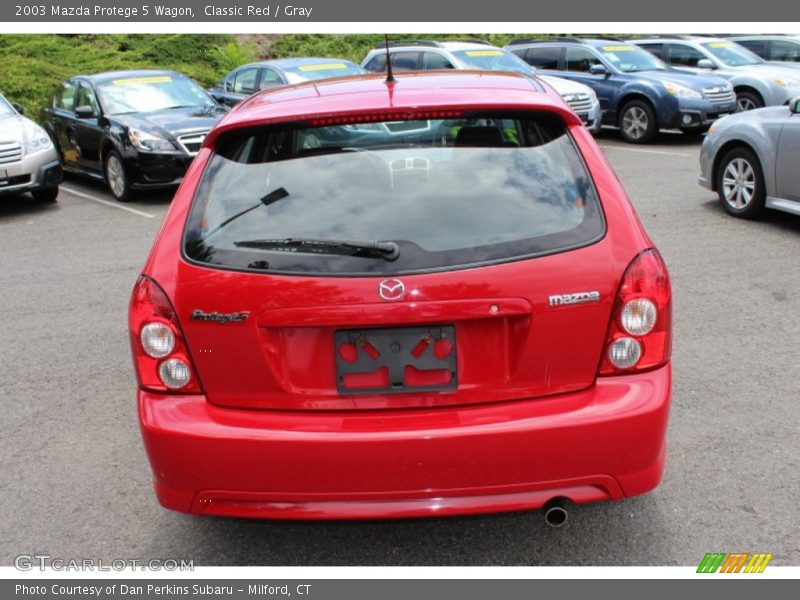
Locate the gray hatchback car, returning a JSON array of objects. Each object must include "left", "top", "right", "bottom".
[{"left": 699, "top": 96, "right": 800, "bottom": 218}]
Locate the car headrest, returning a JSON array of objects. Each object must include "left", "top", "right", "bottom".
[{"left": 454, "top": 126, "right": 507, "bottom": 147}]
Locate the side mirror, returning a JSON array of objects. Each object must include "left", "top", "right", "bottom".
[
  {"left": 74, "top": 105, "right": 96, "bottom": 119},
  {"left": 697, "top": 59, "right": 716, "bottom": 69},
  {"left": 790, "top": 96, "right": 800, "bottom": 114},
  {"left": 589, "top": 64, "right": 609, "bottom": 76},
  {"left": 11, "top": 102, "right": 24, "bottom": 114}
]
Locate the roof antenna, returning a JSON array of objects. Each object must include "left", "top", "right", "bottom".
[{"left": 384, "top": 34, "right": 395, "bottom": 84}]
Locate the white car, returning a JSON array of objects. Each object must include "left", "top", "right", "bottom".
[
  {"left": 0, "top": 94, "right": 61, "bottom": 203},
  {"left": 361, "top": 40, "right": 602, "bottom": 132}
]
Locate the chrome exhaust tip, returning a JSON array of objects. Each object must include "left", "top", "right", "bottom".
[{"left": 543, "top": 498, "right": 568, "bottom": 527}]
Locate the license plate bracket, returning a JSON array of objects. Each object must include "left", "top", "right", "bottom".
[{"left": 335, "top": 325, "right": 457, "bottom": 395}]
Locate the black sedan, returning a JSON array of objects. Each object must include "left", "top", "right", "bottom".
[{"left": 44, "top": 70, "right": 228, "bottom": 201}]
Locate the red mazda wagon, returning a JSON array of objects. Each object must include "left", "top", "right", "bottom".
[{"left": 130, "top": 71, "right": 671, "bottom": 522}]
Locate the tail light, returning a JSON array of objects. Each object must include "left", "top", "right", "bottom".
[
  {"left": 129, "top": 275, "right": 202, "bottom": 393},
  {"left": 599, "top": 249, "right": 672, "bottom": 375}
]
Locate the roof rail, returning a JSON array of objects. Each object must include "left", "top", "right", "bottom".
[
  {"left": 508, "top": 36, "right": 590, "bottom": 46},
  {"left": 506, "top": 37, "right": 545, "bottom": 46},
  {"left": 372, "top": 40, "right": 441, "bottom": 49},
  {"left": 446, "top": 38, "right": 493, "bottom": 45},
  {"left": 637, "top": 34, "right": 697, "bottom": 40}
]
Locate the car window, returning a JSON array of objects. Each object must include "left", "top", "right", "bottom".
[
  {"left": 637, "top": 43, "right": 664, "bottom": 59},
  {"left": 184, "top": 113, "right": 604, "bottom": 276},
  {"left": 771, "top": 40, "right": 800, "bottom": 62},
  {"left": 525, "top": 47, "right": 562, "bottom": 70},
  {"left": 223, "top": 74, "right": 235, "bottom": 93},
  {"left": 282, "top": 62, "right": 366, "bottom": 84},
  {"left": 76, "top": 83, "right": 98, "bottom": 114},
  {"left": 258, "top": 68, "right": 284, "bottom": 90},
  {"left": 54, "top": 81, "right": 77, "bottom": 111},
  {"left": 390, "top": 52, "right": 420, "bottom": 71},
  {"left": 96, "top": 75, "right": 214, "bottom": 116},
  {"left": 233, "top": 68, "right": 258, "bottom": 95},
  {"left": 597, "top": 44, "right": 667, "bottom": 72},
  {"left": 666, "top": 43, "right": 708, "bottom": 67},
  {"left": 363, "top": 53, "right": 387, "bottom": 72},
  {"left": 565, "top": 48, "right": 602, "bottom": 72},
  {"left": 0, "top": 95, "right": 15, "bottom": 117},
  {"left": 735, "top": 39, "right": 768, "bottom": 58},
  {"left": 450, "top": 49, "right": 532, "bottom": 74},
  {"left": 700, "top": 41, "right": 761, "bottom": 66},
  {"left": 421, "top": 52, "right": 455, "bottom": 70}
]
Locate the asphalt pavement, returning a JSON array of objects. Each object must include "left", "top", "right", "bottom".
[{"left": 1, "top": 130, "right": 798, "bottom": 566}]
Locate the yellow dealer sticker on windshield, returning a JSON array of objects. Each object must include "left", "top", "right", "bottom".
[
  {"left": 603, "top": 45, "right": 635, "bottom": 52},
  {"left": 298, "top": 63, "right": 348, "bottom": 72},
  {"left": 708, "top": 42, "right": 734, "bottom": 48},
  {"left": 465, "top": 50, "right": 504, "bottom": 57},
  {"left": 112, "top": 76, "right": 173, "bottom": 86}
]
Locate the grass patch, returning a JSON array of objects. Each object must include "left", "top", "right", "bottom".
[{"left": 0, "top": 34, "right": 254, "bottom": 120}]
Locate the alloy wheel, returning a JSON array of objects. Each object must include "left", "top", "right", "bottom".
[
  {"left": 622, "top": 106, "right": 648, "bottom": 140},
  {"left": 737, "top": 97, "right": 758, "bottom": 112},
  {"left": 106, "top": 155, "right": 126, "bottom": 198},
  {"left": 721, "top": 157, "right": 756, "bottom": 209}
]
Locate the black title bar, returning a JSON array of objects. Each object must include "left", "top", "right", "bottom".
[{"left": 3, "top": 0, "right": 800, "bottom": 22}]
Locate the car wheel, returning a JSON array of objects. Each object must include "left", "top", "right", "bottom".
[
  {"left": 716, "top": 147, "right": 766, "bottom": 218},
  {"left": 619, "top": 100, "right": 657, "bottom": 144},
  {"left": 31, "top": 187, "right": 58, "bottom": 203},
  {"left": 735, "top": 91, "right": 763, "bottom": 112},
  {"left": 105, "top": 150, "right": 132, "bottom": 202}
]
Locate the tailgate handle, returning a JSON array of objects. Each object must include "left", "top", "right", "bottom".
[{"left": 258, "top": 297, "right": 532, "bottom": 327}]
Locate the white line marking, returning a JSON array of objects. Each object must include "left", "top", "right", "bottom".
[
  {"left": 61, "top": 185, "right": 155, "bottom": 218},
  {"left": 599, "top": 144, "right": 691, "bottom": 158}
]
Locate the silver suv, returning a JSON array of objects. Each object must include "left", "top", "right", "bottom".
[
  {"left": 0, "top": 94, "right": 61, "bottom": 203},
  {"left": 633, "top": 37, "right": 800, "bottom": 111},
  {"left": 361, "top": 40, "right": 602, "bottom": 132}
]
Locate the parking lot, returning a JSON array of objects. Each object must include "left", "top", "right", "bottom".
[{"left": 1, "top": 130, "right": 798, "bottom": 567}]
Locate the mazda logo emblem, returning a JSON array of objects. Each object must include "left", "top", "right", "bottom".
[{"left": 378, "top": 278, "right": 405, "bottom": 301}]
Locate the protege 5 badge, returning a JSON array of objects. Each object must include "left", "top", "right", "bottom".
[
  {"left": 548, "top": 291, "right": 601, "bottom": 306},
  {"left": 190, "top": 310, "right": 250, "bottom": 323}
]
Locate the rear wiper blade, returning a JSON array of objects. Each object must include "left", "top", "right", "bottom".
[
  {"left": 233, "top": 237, "right": 400, "bottom": 261},
  {"left": 203, "top": 187, "right": 290, "bottom": 241}
]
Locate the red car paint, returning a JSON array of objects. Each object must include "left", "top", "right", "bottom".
[{"left": 130, "top": 71, "right": 672, "bottom": 519}]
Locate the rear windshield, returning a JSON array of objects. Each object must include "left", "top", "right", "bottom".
[{"left": 183, "top": 113, "right": 604, "bottom": 276}]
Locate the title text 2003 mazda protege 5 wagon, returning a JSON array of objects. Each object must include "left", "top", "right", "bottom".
[{"left": 129, "top": 71, "right": 672, "bottom": 523}]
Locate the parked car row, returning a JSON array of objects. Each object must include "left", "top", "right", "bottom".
[
  {"left": 361, "top": 40, "right": 603, "bottom": 132},
  {"left": 2, "top": 34, "right": 799, "bottom": 208}
]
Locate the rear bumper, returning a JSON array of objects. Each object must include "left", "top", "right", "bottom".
[{"left": 139, "top": 363, "right": 671, "bottom": 520}]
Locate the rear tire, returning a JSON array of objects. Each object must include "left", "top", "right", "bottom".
[
  {"left": 715, "top": 147, "right": 766, "bottom": 218},
  {"left": 619, "top": 100, "right": 658, "bottom": 144},
  {"left": 32, "top": 187, "right": 58, "bottom": 203},
  {"left": 105, "top": 150, "right": 132, "bottom": 202},
  {"left": 735, "top": 90, "right": 763, "bottom": 112}
]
